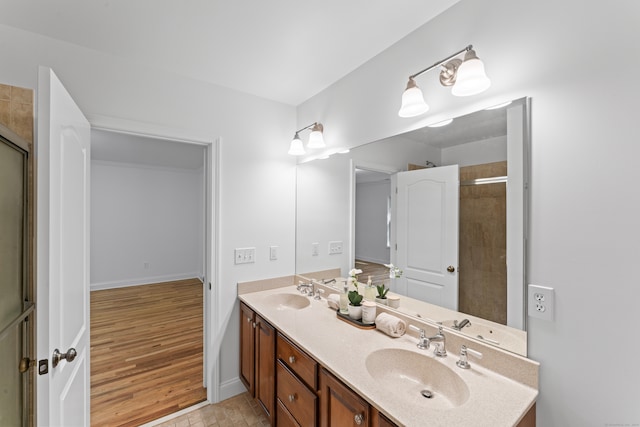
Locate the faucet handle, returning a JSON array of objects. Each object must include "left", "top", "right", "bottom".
[
  {"left": 409, "top": 324, "right": 429, "bottom": 350},
  {"left": 314, "top": 289, "right": 325, "bottom": 300},
  {"left": 456, "top": 345, "right": 483, "bottom": 369}
]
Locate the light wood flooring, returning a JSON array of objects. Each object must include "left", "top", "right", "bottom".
[
  {"left": 91, "top": 278, "right": 207, "bottom": 426},
  {"left": 354, "top": 259, "right": 390, "bottom": 288}
]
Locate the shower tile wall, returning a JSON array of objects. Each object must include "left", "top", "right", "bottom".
[
  {"left": 459, "top": 161, "right": 507, "bottom": 325},
  {"left": 0, "top": 84, "right": 33, "bottom": 143}
]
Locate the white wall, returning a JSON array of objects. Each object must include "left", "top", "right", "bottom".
[
  {"left": 90, "top": 161, "right": 204, "bottom": 289},
  {"left": 441, "top": 135, "right": 506, "bottom": 167},
  {"left": 355, "top": 180, "right": 390, "bottom": 265},
  {"left": 298, "top": 0, "right": 640, "bottom": 424},
  {"left": 0, "top": 23, "right": 297, "bottom": 399}
]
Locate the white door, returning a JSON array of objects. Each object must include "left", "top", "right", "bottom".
[
  {"left": 395, "top": 165, "right": 459, "bottom": 310},
  {"left": 36, "top": 67, "right": 91, "bottom": 426}
]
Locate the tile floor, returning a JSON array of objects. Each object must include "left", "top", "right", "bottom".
[{"left": 153, "top": 392, "right": 270, "bottom": 427}]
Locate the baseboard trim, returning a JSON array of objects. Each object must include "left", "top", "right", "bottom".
[
  {"left": 218, "top": 377, "right": 247, "bottom": 402},
  {"left": 90, "top": 272, "right": 203, "bottom": 291}
]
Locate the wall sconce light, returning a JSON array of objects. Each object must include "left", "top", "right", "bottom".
[
  {"left": 288, "top": 122, "right": 325, "bottom": 155},
  {"left": 398, "top": 45, "right": 491, "bottom": 118}
]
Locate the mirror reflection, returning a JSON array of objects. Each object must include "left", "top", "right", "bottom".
[{"left": 295, "top": 97, "right": 529, "bottom": 356}]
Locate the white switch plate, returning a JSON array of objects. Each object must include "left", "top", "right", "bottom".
[
  {"left": 329, "top": 240, "right": 343, "bottom": 254},
  {"left": 234, "top": 247, "right": 256, "bottom": 264},
  {"left": 311, "top": 242, "right": 319, "bottom": 256},
  {"left": 269, "top": 246, "right": 278, "bottom": 261},
  {"left": 528, "top": 284, "right": 555, "bottom": 321}
]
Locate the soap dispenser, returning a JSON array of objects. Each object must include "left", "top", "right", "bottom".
[
  {"left": 339, "top": 282, "right": 349, "bottom": 314},
  {"left": 364, "top": 275, "right": 376, "bottom": 301}
]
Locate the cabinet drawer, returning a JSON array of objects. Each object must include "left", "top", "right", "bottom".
[
  {"left": 277, "top": 399, "right": 301, "bottom": 427},
  {"left": 277, "top": 361, "right": 317, "bottom": 426},
  {"left": 277, "top": 334, "right": 318, "bottom": 390}
]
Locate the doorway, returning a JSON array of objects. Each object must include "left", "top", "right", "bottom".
[
  {"left": 0, "top": 126, "right": 34, "bottom": 427},
  {"left": 89, "top": 129, "right": 209, "bottom": 424}
]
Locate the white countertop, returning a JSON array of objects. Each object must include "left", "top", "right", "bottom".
[{"left": 239, "top": 285, "right": 538, "bottom": 427}]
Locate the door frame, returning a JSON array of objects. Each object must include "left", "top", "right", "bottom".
[
  {"left": 348, "top": 160, "right": 399, "bottom": 271},
  {"left": 88, "top": 116, "right": 221, "bottom": 404}
]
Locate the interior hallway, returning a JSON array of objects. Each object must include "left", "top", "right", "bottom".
[{"left": 90, "top": 278, "right": 207, "bottom": 426}]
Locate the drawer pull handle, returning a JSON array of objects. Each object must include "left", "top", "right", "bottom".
[
  {"left": 288, "top": 393, "right": 296, "bottom": 402},
  {"left": 354, "top": 413, "right": 364, "bottom": 425},
  {"left": 289, "top": 356, "right": 296, "bottom": 364}
]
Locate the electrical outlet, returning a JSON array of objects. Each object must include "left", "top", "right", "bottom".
[
  {"left": 269, "top": 246, "right": 278, "bottom": 261},
  {"left": 234, "top": 247, "right": 256, "bottom": 264},
  {"left": 528, "top": 284, "right": 555, "bottom": 321},
  {"left": 329, "top": 240, "right": 343, "bottom": 254},
  {"left": 312, "top": 242, "right": 319, "bottom": 256}
]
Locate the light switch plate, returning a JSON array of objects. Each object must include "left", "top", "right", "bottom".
[
  {"left": 235, "top": 247, "right": 256, "bottom": 264},
  {"left": 528, "top": 284, "right": 555, "bottom": 321}
]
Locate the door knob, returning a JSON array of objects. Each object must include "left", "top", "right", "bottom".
[
  {"left": 447, "top": 265, "right": 455, "bottom": 273},
  {"left": 52, "top": 348, "right": 77, "bottom": 368}
]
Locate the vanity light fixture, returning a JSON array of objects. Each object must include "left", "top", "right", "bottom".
[
  {"left": 288, "top": 122, "right": 325, "bottom": 155},
  {"left": 398, "top": 45, "right": 491, "bottom": 118}
]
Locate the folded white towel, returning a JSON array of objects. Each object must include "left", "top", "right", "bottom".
[
  {"left": 375, "top": 312, "right": 406, "bottom": 337},
  {"left": 327, "top": 293, "right": 340, "bottom": 310}
]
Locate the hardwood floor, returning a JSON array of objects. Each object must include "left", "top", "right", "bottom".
[
  {"left": 354, "top": 259, "right": 390, "bottom": 288},
  {"left": 91, "top": 278, "right": 207, "bottom": 426}
]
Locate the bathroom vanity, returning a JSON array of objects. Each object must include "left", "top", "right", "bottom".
[{"left": 238, "top": 277, "right": 538, "bottom": 426}]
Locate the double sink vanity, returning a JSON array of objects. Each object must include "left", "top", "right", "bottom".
[{"left": 238, "top": 275, "right": 538, "bottom": 427}]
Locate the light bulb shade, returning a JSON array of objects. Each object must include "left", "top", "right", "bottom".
[
  {"left": 307, "top": 123, "right": 325, "bottom": 148},
  {"left": 288, "top": 134, "right": 305, "bottom": 155},
  {"left": 398, "top": 78, "right": 429, "bottom": 118},
  {"left": 451, "top": 49, "right": 491, "bottom": 97}
]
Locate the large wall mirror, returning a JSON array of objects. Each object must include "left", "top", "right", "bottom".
[{"left": 295, "top": 97, "right": 530, "bottom": 356}]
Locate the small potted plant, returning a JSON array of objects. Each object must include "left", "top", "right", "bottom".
[
  {"left": 375, "top": 284, "right": 389, "bottom": 305},
  {"left": 347, "top": 288, "right": 364, "bottom": 319}
]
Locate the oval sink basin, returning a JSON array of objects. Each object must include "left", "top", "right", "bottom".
[
  {"left": 365, "top": 348, "right": 469, "bottom": 410},
  {"left": 263, "top": 293, "right": 311, "bottom": 310}
]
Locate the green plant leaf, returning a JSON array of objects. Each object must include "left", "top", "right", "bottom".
[
  {"left": 376, "top": 284, "right": 389, "bottom": 298},
  {"left": 348, "top": 290, "right": 363, "bottom": 306}
]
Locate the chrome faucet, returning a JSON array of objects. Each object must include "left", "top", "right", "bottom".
[
  {"left": 297, "top": 281, "right": 313, "bottom": 294},
  {"left": 409, "top": 325, "right": 447, "bottom": 357},
  {"left": 456, "top": 345, "right": 483, "bottom": 369},
  {"left": 452, "top": 319, "right": 471, "bottom": 330},
  {"left": 426, "top": 326, "right": 447, "bottom": 357}
]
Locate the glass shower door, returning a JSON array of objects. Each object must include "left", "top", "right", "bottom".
[{"left": 0, "top": 135, "right": 30, "bottom": 426}]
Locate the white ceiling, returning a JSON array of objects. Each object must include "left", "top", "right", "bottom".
[{"left": 0, "top": 0, "right": 459, "bottom": 106}]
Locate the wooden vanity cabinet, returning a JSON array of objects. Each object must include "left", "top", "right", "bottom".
[
  {"left": 370, "top": 408, "right": 397, "bottom": 427},
  {"left": 276, "top": 334, "right": 319, "bottom": 426},
  {"left": 239, "top": 302, "right": 276, "bottom": 424},
  {"left": 319, "top": 367, "right": 371, "bottom": 427}
]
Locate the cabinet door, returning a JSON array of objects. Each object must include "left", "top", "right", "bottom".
[
  {"left": 371, "top": 407, "right": 397, "bottom": 427},
  {"left": 319, "top": 368, "right": 369, "bottom": 427},
  {"left": 239, "top": 303, "right": 255, "bottom": 396},
  {"left": 255, "top": 314, "right": 276, "bottom": 423}
]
